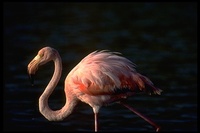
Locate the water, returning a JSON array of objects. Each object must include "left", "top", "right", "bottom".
[{"left": 4, "top": 2, "right": 197, "bottom": 132}]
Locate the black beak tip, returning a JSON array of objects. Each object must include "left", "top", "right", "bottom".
[{"left": 28, "top": 74, "right": 35, "bottom": 86}]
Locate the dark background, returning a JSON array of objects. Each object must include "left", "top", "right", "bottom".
[{"left": 4, "top": 2, "right": 197, "bottom": 132}]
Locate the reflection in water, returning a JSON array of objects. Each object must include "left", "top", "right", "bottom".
[{"left": 4, "top": 2, "right": 197, "bottom": 132}]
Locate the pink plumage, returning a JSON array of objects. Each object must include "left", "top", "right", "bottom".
[
  {"left": 27, "top": 47, "right": 162, "bottom": 132},
  {"left": 68, "top": 50, "right": 161, "bottom": 96}
]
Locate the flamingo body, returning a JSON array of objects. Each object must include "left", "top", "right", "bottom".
[{"left": 27, "top": 47, "right": 162, "bottom": 132}]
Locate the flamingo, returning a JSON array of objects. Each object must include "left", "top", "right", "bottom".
[{"left": 27, "top": 46, "right": 162, "bottom": 132}]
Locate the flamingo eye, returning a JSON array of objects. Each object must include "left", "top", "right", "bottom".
[
  {"left": 40, "top": 53, "right": 44, "bottom": 57},
  {"left": 39, "top": 52, "right": 45, "bottom": 58}
]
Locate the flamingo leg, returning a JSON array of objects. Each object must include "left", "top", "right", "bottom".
[
  {"left": 118, "top": 101, "right": 160, "bottom": 132},
  {"left": 94, "top": 112, "right": 98, "bottom": 132}
]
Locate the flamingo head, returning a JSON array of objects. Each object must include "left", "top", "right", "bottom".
[{"left": 27, "top": 46, "right": 57, "bottom": 85}]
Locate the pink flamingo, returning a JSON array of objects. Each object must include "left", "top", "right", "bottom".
[{"left": 27, "top": 46, "right": 162, "bottom": 132}]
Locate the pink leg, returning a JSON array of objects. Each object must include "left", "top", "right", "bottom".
[
  {"left": 94, "top": 112, "right": 98, "bottom": 132},
  {"left": 118, "top": 101, "right": 160, "bottom": 132}
]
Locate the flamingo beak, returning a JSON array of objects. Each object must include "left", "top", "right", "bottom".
[
  {"left": 28, "top": 73, "right": 35, "bottom": 86},
  {"left": 27, "top": 55, "right": 41, "bottom": 86}
]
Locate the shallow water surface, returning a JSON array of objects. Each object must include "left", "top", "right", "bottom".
[{"left": 4, "top": 2, "right": 197, "bottom": 132}]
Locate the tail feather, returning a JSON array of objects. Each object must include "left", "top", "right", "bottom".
[
  {"left": 138, "top": 74, "right": 162, "bottom": 95},
  {"left": 146, "top": 83, "right": 162, "bottom": 95}
]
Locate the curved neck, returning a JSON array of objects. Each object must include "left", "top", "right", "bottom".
[{"left": 39, "top": 53, "right": 78, "bottom": 121}]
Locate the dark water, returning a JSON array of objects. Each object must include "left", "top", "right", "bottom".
[{"left": 4, "top": 2, "right": 197, "bottom": 132}]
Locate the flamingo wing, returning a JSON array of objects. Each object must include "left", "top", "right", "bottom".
[{"left": 69, "top": 50, "right": 161, "bottom": 96}]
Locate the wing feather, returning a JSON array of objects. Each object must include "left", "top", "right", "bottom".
[{"left": 68, "top": 50, "right": 161, "bottom": 95}]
